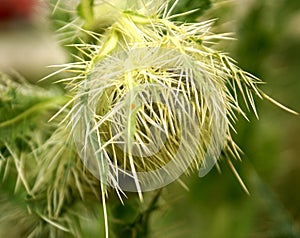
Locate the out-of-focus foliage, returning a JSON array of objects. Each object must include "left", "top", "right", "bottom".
[
  {"left": 170, "top": 0, "right": 212, "bottom": 22},
  {"left": 0, "top": 0, "right": 299, "bottom": 238}
]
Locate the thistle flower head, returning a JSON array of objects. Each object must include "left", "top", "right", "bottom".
[
  {"left": 57, "top": 0, "right": 266, "bottom": 196},
  {"left": 72, "top": 46, "right": 228, "bottom": 193}
]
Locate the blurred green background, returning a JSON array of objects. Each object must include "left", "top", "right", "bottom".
[{"left": 1, "top": 0, "right": 300, "bottom": 237}]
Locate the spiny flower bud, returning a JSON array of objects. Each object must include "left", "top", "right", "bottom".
[{"left": 64, "top": 0, "right": 267, "bottom": 196}]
